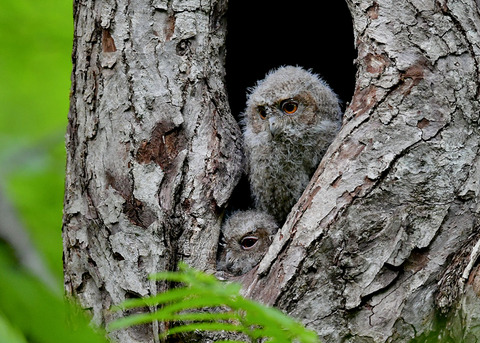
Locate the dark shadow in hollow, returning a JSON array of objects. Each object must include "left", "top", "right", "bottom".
[{"left": 225, "top": 1, "right": 356, "bottom": 120}]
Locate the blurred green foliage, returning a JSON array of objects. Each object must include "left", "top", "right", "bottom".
[
  {"left": 0, "top": 0, "right": 72, "bottom": 282},
  {"left": 0, "top": 4, "right": 112, "bottom": 341},
  {"left": 0, "top": 241, "right": 109, "bottom": 343}
]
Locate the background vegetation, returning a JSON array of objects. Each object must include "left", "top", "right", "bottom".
[
  {"left": 0, "top": 2, "right": 320, "bottom": 342},
  {"left": 0, "top": 0, "right": 71, "bottom": 283},
  {"left": 0, "top": 0, "right": 79, "bottom": 340}
]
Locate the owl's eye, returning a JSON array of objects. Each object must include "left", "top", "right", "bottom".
[
  {"left": 258, "top": 107, "right": 267, "bottom": 120},
  {"left": 281, "top": 100, "right": 298, "bottom": 115},
  {"left": 240, "top": 236, "right": 258, "bottom": 250}
]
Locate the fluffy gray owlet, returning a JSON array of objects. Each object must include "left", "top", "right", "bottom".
[
  {"left": 242, "top": 66, "right": 342, "bottom": 224},
  {"left": 217, "top": 210, "right": 278, "bottom": 276}
]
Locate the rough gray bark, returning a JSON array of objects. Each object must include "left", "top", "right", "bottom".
[
  {"left": 242, "top": 0, "right": 480, "bottom": 342},
  {"left": 63, "top": 0, "right": 241, "bottom": 342},
  {"left": 64, "top": 0, "right": 480, "bottom": 342}
]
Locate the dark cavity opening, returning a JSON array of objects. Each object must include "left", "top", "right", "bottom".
[{"left": 225, "top": 1, "right": 356, "bottom": 120}]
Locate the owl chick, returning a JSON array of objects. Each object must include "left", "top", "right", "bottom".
[
  {"left": 242, "top": 66, "right": 342, "bottom": 224},
  {"left": 217, "top": 210, "right": 278, "bottom": 276}
]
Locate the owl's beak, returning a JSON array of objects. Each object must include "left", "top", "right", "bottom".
[
  {"left": 268, "top": 117, "right": 277, "bottom": 136},
  {"left": 225, "top": 251, "right": 233, "bottom": 268}
]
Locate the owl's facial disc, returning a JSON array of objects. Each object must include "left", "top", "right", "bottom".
[{"left": 240, "top": 235, "right": 259, "bottom": 250}]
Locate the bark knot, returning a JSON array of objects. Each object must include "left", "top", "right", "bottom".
[
  {"left": 399, "top": 59, "right": 429, "bottom": 96},
  {"left": 136, "top": 121, "right": 186, "bottom": 170},
  {"left": 367, "top": 2, "right": 379, "bottom": 20},
  {"left": 365, "top": 53, "right": 390, "bottom": 76},
  {"left": 350, "top": 85, "right": 378, "bottom": 118},
  {"left": 102, "top": 29, "right": 116, "bottom": 52},
  {"left": 105, "top": 170, "right": 157, "bottom": 228}
]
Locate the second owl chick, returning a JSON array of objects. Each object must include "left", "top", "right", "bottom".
[
  {"left": 217, "top": 210, "right": 278, "bottom": 276},
  {"left": 242, "top": 66, "right": 342, "bottom": 224}
]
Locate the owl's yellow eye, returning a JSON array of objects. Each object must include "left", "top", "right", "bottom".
[
  {"left": 281, "top": 100, "right": 298, "bottom": 115},
  {"left": 258, "top": 107, "right": 267, "bottom": 120}
]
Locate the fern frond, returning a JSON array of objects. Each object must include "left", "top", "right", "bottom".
[
  {"left": 160, "top": 322, "right": 246, "bottom": 338},
  {"left": 108, "top": 310, "right": 240, "bottom": 331},
  {"left": 109, "top": 263, "right": 320, "bottom": 343}
]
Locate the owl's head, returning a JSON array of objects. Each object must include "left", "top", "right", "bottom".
[
  {"left": 242, "top": 66, "right": 341, "bottom": 139},
  {"left": 217, "top": 210, "right": 279, "bottom": 276}
]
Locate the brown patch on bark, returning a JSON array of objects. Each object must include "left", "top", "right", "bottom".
[
  {"left": 105, "top": 170, "right": 157, "bottom": 228},
  {"left": 367, "top": 2, "right": 379, "bottom": 19},
  {"left": 365, "top": 53, "right": 390, "bottom": 76},
  {"left": 247, "top": 258, "right": 286, "bottom": 306},
  {"left": 417, "top": 118, "right": 430, "bottom": 129},
  {"left": 338, "top": 139, "right": 367, "bottom": 161},
  {"left": 399, "top": 59, "right": 428, "bottom": 96},
  {"left": 106, "top": 171, "right": 131, "bottom": 199},
  {"left": 123, "top": 198, "right": 157, "bottom": 228},
  {"left": 437, "top": 0, "right": 449, "bottom": 13},
  {"left": 403, "top": 64, "right": 425, "bottom": 83},
  {"left": 298, "top": 185, "right": 322, "bottom": 216},
  {"left": 137, "top": 121, "right": 187, "bottom": 212},
  {"left": 136, "top": 121, "right": 186, "bottom": 170},
  {"left": 165, "top": 15, "right": 175, "bottom": 41},
  {"left": 405, "top": 248, "right": 430, "bottom": 273},
  {"left": 331, "top": 174, "right": 343, "bottom": 188},
  {"left": 102, "top": 29, "right": 117, "bottom": 52},
  {"left": 350, "top": 85, "right": 378, "bottom": 118},
  {"left": 338, "top": 178, "right": 376, "bottom": 206},
  {"left": 353, "top": 179, "right": 375, "bottom": 197},
  {"left": 468, "top": 263, "right": 480, "bottom": 296}
]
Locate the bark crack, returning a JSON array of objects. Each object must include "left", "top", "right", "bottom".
[{"left": 440, "top": 2, "right": 480, "bottom": 98}]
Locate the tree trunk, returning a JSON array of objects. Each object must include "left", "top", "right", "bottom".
[
  {"left": 63, "top": 0, "right": 480, "bottom": 342},
  {"left": 243, "top": 0, "right": 480, "bottom": 341},
  {"left": 63, "top": 0, "right": 241, "bottom": 342}
]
